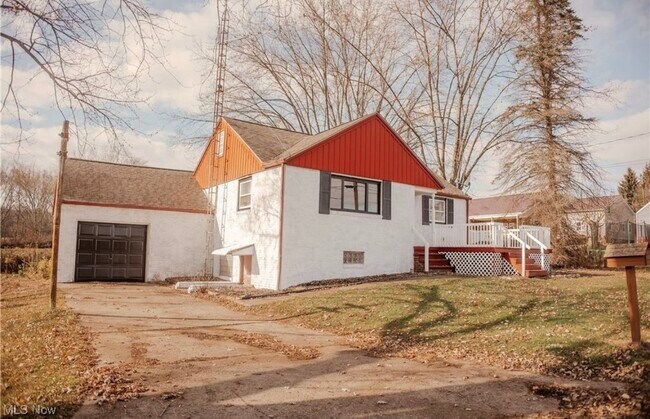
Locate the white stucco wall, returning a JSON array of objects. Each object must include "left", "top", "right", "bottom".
[
  {"left": 57, "top": 204, "right": 210, "bottom": 282},
  {"left": 280, "top": 166, "right": 418, "bottom": 289},
  {"left": 413, "top": 193, "right": 469, "bottom": 245},
  {"left": 211, "top": 167, "right": 282, "bottom": 290}
]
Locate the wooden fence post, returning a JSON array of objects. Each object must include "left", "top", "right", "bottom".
[{"left": 50, "top": 121, "right": 69, "bottom": 312}]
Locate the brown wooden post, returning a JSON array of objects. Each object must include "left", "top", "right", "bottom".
[
  {"left": 50, "top": 121, "right": 69, "bottom": 311},
  {"left": 625, "top": 266, "right": 641, "bottom": 345}
]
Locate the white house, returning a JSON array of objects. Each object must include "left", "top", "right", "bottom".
[
  {"left": 55, "top": 114, "right": 551, "bottom": 289},
  {"left": 637, "top": 201, "right": 650, "bottom": 242}
]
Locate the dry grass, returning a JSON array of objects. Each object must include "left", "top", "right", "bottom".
[
  {"left": 249, "top": 269, "right": 650, "bottom": 384},
  {"left": 1, "top": 274, "right": 96, "bottom": 417}
]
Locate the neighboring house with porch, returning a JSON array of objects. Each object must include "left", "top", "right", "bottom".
[
  {"left": 468, "top": 193, "right": 635, "bottom": 244},
  {"left": 637, "top": 201, "right": 650, "bottom": 242},
  {"left": 54, "top": 113, "right": 552, "bottom": 290}
]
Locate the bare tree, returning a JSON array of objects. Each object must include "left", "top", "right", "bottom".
[
  {"left": 396, "top": 0, "right": 521, "bottom": 189},
  {"left": 496, "top": 0, "right": 601, "bottom": 263},
  {"left": 1, "top": 0, "right": 168, "bottom": 148},
  {"left": 1, "top": 164, "right": 55, "bottom": 247},
  {"left": 180, "top": 0, "right": 417, "bottom": 142},
  {"left": 187, "top": 0, "right": 521, "bottom": 192}
]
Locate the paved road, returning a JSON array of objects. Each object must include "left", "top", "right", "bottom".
[{"left": 62, "top": 282, "right": 566, "bottom": 418}]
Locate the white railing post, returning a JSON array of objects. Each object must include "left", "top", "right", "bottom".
[
  {"left": 412, "top": 227, "right": 430, "bottom": 272},
  {"left": 521, "top": 241, "right": 526, "bottom": 277}
]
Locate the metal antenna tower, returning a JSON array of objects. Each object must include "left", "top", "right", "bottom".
[{"left": 204, "top": 0, "right": 230, "bottom": 276}]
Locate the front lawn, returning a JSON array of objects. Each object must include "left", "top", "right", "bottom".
[
  {"left": 1, "top": 275, "right": 96, "bottom": 417},
  {"left": 251, "top": 270, "right": 650, "bottom": 383}
]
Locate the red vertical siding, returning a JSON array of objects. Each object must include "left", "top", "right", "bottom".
[
  {"left": 193, "top": 120, "right": 263, "bottom": 188},
  {"left": 286, "top": 116, "right": 441, "bottom": 189}
]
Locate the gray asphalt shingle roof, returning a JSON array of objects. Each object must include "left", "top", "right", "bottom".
[{"left": 61, "top": 158, "right": 208, "bottom": 212}]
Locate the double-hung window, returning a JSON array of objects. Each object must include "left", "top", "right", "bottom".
[
  {"left": 432, "top": 198, "right": 446, "bottom": 224},
  {"left": 238, "top": 177, "right": 252, "bottom": 210},
  {"left": 329, "top": 175, "right": 380, "bottom": 214}
]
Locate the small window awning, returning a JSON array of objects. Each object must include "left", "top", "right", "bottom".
[{"left": 212, "top": 243, "right": 254, "bottom": 256}]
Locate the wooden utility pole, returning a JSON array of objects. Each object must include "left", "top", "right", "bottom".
[{"left": 50, "top": 120, "right": 69, "bottom": 311}]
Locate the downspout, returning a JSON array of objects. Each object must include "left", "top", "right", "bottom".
[{"left": 275, "top": 164, "right": 286, "bottom": 291}]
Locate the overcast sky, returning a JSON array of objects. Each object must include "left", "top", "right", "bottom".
[{"left": 1, "top": 0, "right": 648, "bottom": 198}]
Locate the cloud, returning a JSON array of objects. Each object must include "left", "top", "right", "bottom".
[
  {"left": 585, "top": 80, "right": 650, "bottom": 119},
  {"left": 1, "top": 123, "right": 202, "bottom": 172},
  {"left": 589, "top": 109, "right": 650, "bottom": 192}
]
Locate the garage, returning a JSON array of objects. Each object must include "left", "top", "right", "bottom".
[
  {"left": 56, "top": 158, "right": 210, "bottom": 283},
  {"left": 75, "top": 222, "right": 147, "bottom": 282}
]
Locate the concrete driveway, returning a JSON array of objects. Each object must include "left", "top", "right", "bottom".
[{"left": 62, "top": 282, "right": 570, "bottom": 418}]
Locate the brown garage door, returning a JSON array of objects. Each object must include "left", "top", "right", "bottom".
[{"left": 75, "top": 222, "right": 147, "bottom": 282}]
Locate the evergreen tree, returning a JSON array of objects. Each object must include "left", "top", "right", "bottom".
[
  {"left": 636, "top": 163, "right": 650, "bottom": 209},
  {"left": 618, "top": 168, "right": 639, "bottom": 209},
  {"left": 497, "top": 0, "right": 600, "bottom": 265}
]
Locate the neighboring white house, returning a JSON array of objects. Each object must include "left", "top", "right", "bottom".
[
  {"left": 637, "top": 201, "right": 650, "bottom": 242},
  {"left": 55, "top": 113, "right": 552, "bottom": 289}
]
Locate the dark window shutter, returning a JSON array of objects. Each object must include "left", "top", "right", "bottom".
[
  {"left": 382, "top": 180, "right": 391, "bottom": 220},
  {"left": 319, "top": 171, "right": 331, "bottom": 214},
  {"left": 422, "top": 195, "right": 431, "bottom": 225},
  {"left": 446, "top": 198, "right": 454, "bottom": 225}
]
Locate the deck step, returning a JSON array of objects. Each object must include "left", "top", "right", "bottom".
[
  {"left": 413, "top": 248, "right": 454, "bottom": 274},
  {"left": 504, "top": 252, "right": 549, "bottom": 278}
]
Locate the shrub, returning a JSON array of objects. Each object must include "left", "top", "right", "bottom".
[{"left": 1, "top": 247, "right": 52, "bottom": 277}]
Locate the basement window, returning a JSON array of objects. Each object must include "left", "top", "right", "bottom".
[
  {"left": 238, "top": 177, "right": 252, "bottom": 210},
  {"left": 343, "top": 251, "right": 364, "bottom": 265}
]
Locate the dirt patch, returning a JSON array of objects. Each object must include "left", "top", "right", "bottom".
[
  {"left": 230, "top": 332, "right": 320, "bottom": 360},
  {"left": 181, "top": 329, "right": 320, "bottom": 361},
  {"left": 130, "top": 342, "right": 160, "bottom": 366},
  {"left": 84, "top": 364, "right": 148, "bottom": 405}
]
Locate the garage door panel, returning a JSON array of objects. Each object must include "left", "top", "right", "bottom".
[
  {"left": 131, "top": 226, "right": 146, "bottom": 238},
  {"left": 113, "top": 240, "right": 128, "bottom": 251},
  {"left": 95, "top": 254, "right": 112, "bottom": 265},
  {"left": 78, "top": 238, "right": 94, "bottom": 252},
  {"left": 77, "top": 253, "right": 93, "bottom": 265},
  {"left": 129, "top": 241, "right": 144, "bottom": 253},
  {"left": 75, "top": 222, "right": 146, "bottom": 282},
  {"left": 77, "top": 267, "right": 94, "bottom": 280},
  {"left": 112, "top": 254, "right": 127, "bottom": 265},
  {"left": 97, "top": 224, "right": 113, "bottom": 236},
  {"left": 128, "top": 254, "right": 143, "bottom": 265},
  {"left": 114, "top": 225, "right": 129, "bottom": 237},
  {"left": 79, "top": 223, "right": 95, "bottom": 236},
  {"left": 96, "top": 239, "right": 111, "bottom": 252}
]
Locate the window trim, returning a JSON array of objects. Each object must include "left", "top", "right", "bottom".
[
  {"left": 329, "top": 174, "right": 381, "bottom": 215},
  {"left": 432, "top": 197, "right": 447, "bottom": 224},
  {"left": 237, "top": 177, "right": 252, "bottom": 210}
]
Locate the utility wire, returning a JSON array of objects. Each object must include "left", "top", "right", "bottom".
[{"left": 589, "top": 131, "right": 650, "bottom": 146}]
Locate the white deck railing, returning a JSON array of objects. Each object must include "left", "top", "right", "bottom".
[{"left": 431, "top": 223, "right": 551, "bottom": 249}]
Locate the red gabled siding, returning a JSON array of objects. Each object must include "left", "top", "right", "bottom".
[{"left": 285, "top": 115, "right": 441, "bottom": 189}]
